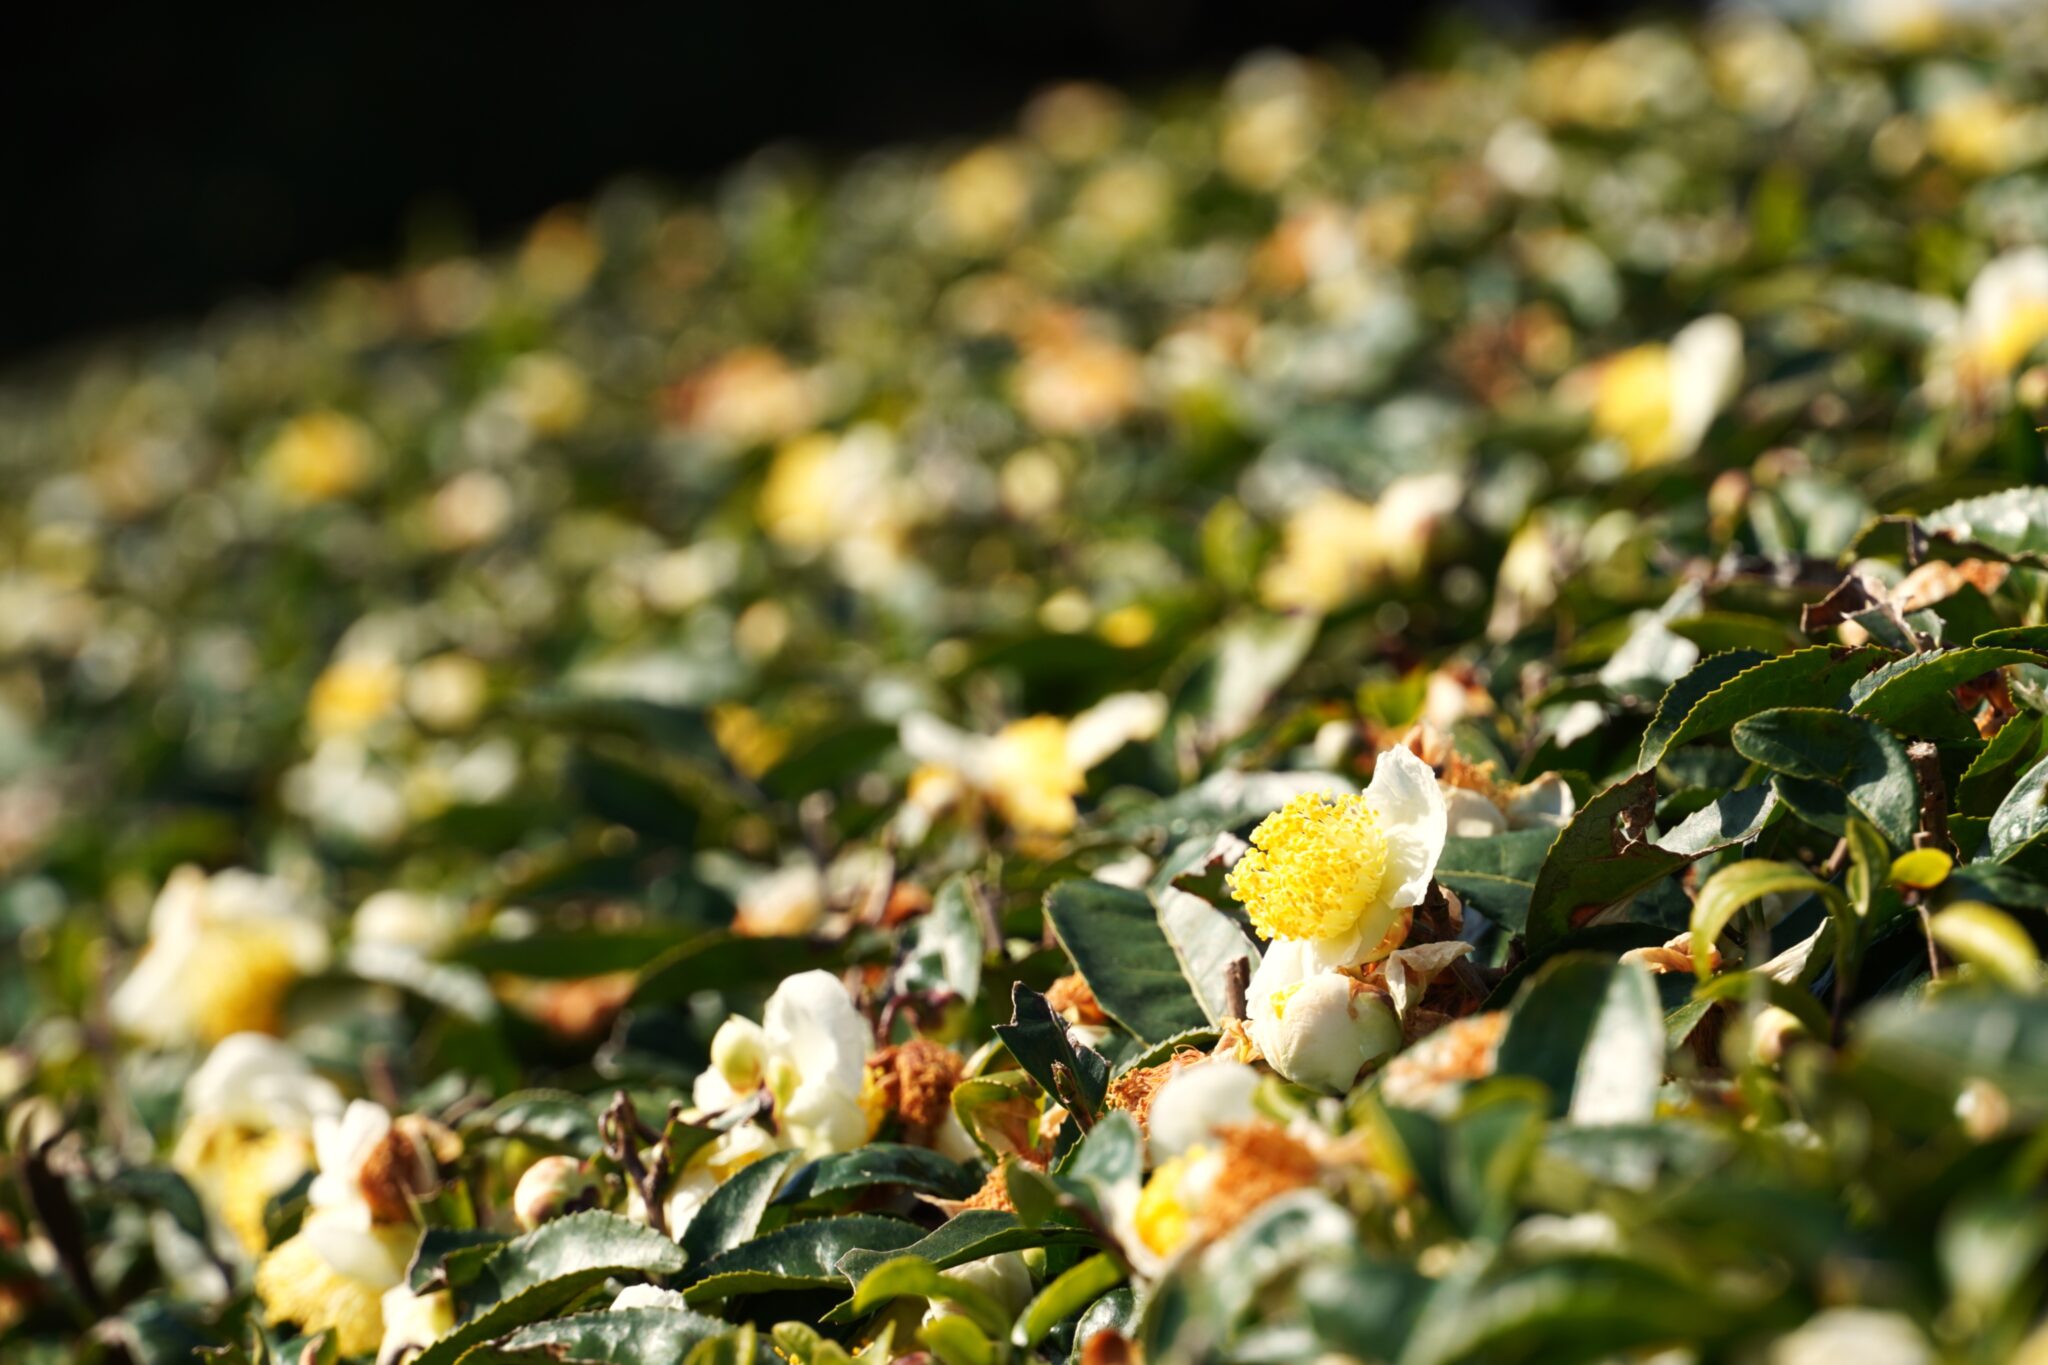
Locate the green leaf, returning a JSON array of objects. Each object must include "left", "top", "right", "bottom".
[
  {"left": 1637, "top": 650, "right": 1768, "bottom": 772},
  {"left": 919, "top": 1314, "right": 998, "bottom": 1365},
  {"left": 1847, "top": 647, "right": 2045, "bottom": 739},
  {"left": 459, "top": 1091, "right": 604, "bottom": 1158},
  {"left": 105, "top": 1167, "right": 213, "bottom": 1253},
  {"left": 1043, "top": 879, "right": 1210, "bottom": 1045},
  {"left": 1990, "top": 750, "right": 2048, "bottom": 873},
  {"left": 1434, "top": 829, "right": 1554, "bottom": 934},
  {"left": 684, "top": 1215, "right": 922, "bottom": 1305},
  {"left": 1958, "top": 714, "right": 2044, "bottom": 816},
  {"left": 683, "top": 1323, "right": 760, "bottom": 1365},
  {"left": 415, "top": 1212, "right": 689, "bottom": 1365},
  {"left": 1928, "top": 902, "right": 2042, "bottom": 993},
  {"left": 1523, "top": 772, "right": 1675, "bottom": 947},
  {"left": 1690, "top": 860, "right": 1853, "bottom": 982},
  {"left": 1177, "top": 611, "right": 1320, "bottom": 747},
  {"left": 895, "top": 874, "right": 987, "bottom": 1005},
  {"left": 633, "top": 933, "right": 835, "bottom": 1008},
  {"left": 409, "top": 1226, "right": 509, "bottom": 1293},
  {"left": 1494, "top": 956, "right": 1663, "bottom": 1122},
  {"left": 1152, "top": 883, "right": 1259, "bottom": 1027},
  {"left": 1690, "top": 970, "right": 1832, "bottom": 1041},
  {"left": 1854, "top": 992, "right": 2048, "bottom": 1107},
  {"left": 1863, "top": 488, "right": 2048, "bottom": 566},
  {"left": 1013, "top": 1253, "right": 1123, "bottom": 1349},
  {"left": 1731, "top": 707, "right": 1918, "bottom": 848},
  {"left": 851, "top": 1255, "right": 1011, "bottom": 1338},
  {"left": 465, "top": 1306, "right": 737, "bottom": 1364},
  {"left": 993, "top": 983, "right": 1111, "bottom": 1121},
  {"left": 837, "top": 1211, "right": 1099, "bottom": 1285},
  {"left": 679, "top": 1150, "right": 801, "bottom": 1275},
  {"left": 1637, "top": 645, "right": 1887, "bottom": 770},
  {"left": 1400, "top": 1255, "right": 1732, "bottom": 1365},
  {"left": 773, "top": 1144, "right": 978, "bottom": 1208}
]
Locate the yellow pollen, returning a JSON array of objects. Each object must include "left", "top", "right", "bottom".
[
  {"left": 1134, "top": 1147, "right": 1204, "bottom": 1257},
  {"left": 175, "top": 1122, "right": 314, "bottom": 1254},
  {"left": 1267, "top": 980, "right": 1306, "bottom": 1022},
  {"left": 1229, "top": 792, "right": 1390, "bottom": 944}
]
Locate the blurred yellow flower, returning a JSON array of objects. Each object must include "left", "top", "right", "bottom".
[
  {"left": 1259, "top": 474, "right": 1460, "bottom": 614},
  {"left": 1582, "top": 315, "right": 1743, "bottom": 466},
  {"left": 307, "top": 654, "right": 403, "bottom": 740},
  {"left": 938, "top": 145, "right": 1034, "bottom": 252},
  {"left": 111, "top": 867, "right": 331, "bottom": 1046},
  {"left": 260, "top": 411, "right": 378, "bottom": 505}
]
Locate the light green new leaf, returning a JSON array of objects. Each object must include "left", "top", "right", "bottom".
[
  {"left": 1929, "top": 902, "right": 2043, "bottom": 993},
  {"left": 1690, "top": 860, "right": 1852, "bottom": 982}
]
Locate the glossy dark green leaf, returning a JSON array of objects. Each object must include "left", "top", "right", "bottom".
[
  {"left": 465, "top": 1306, "right": 738, "bottom": 1364},
  {"left": 684, "top": 1215, "right": 922, "bottom": 1304},
  {"left": 1523, "top": 772, "right": 1678, "bottom": 947},
  {"left": 1847, "top": 647, "right": 2044, "bottom": 739},
  {"left": 1637, "top": 645, "right": 1886, "bottom": 769},
  {"left": 993, "top": 983, "right": 1110, "bottom": 1120},
  {"left": 773, "top": 1144, "right": 977, "bottom": 1208},
  {"left": 1043, "top": 878, "right": 1209, "bottom": 1045},
  {"left": 1434, "top": 829, "right": 1554, "bottom": 934},
  {"left": 1731, "top": 707, "right": 1918, "bottom": 848},
  {"left": 1495, "top": 956, "right": 1663, "bottom": 1122},
  {"left": 459, "top": 1091, "right": 604, "bottom": 1158},
  {"left": 836, "top": 1211, "right": 1099, "bottom": 1286},
  {"left": 1991, "top": 750, "right": 2048, "bottom": 873},
  {"left": 680, "top": 1150, "right": 802, "bottom": 1274},
  {"left": 416, "top": 1212, "right": 689, "bottom": 1365}
]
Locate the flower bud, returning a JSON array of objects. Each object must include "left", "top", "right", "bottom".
[
  {"left": 1252, "top": 971, "right": 1402, "bottom": 1093},
  {"left": 513, "top": 1154, "right": 598, "bottom": 1231},
  {"left": 709, "top": 1016, "right": 770, "bottom": 1093}
]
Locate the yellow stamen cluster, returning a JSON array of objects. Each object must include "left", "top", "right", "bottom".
[
  {"left": 1230, "top": 792, "right": 1389, "bottom": 943},
  {"left": 1134, "top": 1148, "right": 1202, "bottom": 1257},
  {"left": 174, "top": 1122, "right": 313, "bottom": 1253}
]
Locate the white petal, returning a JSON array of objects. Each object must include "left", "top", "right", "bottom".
[
  {"left": 900, "top": 713, "right": 997, "bottom": 785},
  {"left": 183, "top": 1033, "right": 342, "bottom": 1131},
  {"left": 1146, "top": 1059, "right": 1261, "bottom": 1160},
  {"left": 764, "top": 972, "right": 866, "bottom": 1087},
  {"left": 1064, "top": 692, "right": 1167, "bottom": 771},
  {"left": 1362, "top": 745, "right": 1447, "bottom": 914},
  {"left": 1443, "top": 786, "right": 1509, "bottom": 839},
  {"left": 298, "top": 1213, "right": 410, "bottom": 1290},
  {"left": 1246, "top": 940, "right": 1318, "bottom": 1032},
  {"left": 1504, "top": 772, "right": 1576, "bottom": 829},
  {"left": 1667, "top": 314, "right": 1743, "bottom": 456}
]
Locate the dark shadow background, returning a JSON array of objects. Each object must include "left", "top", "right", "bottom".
[{"left": 2, "top": 0, "right": 1675, "bottom": 362}]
